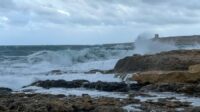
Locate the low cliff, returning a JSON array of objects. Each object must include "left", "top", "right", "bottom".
[{"left": 114, "top": 50, "right": 200, "bottom": 73}]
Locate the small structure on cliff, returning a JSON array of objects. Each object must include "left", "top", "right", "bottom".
[
  {"left": 154, "top": 34, "right": 159, "bottom": 39},
  {"left": 152, "top": 34, "right": 200, "bottom": 48}
]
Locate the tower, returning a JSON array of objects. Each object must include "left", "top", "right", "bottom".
[{"left": 155, "top": 34, "right": 159, "bottom": 39}]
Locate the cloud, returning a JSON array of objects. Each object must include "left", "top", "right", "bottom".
[
  {"left": 2, "top": 0, "right": 200, "bottom": 27},
  {"left": 0, "top": 0, "right": 16, "bottom": 10},
  {"left": 0, "top": 0, "right": 200, "bottom": 45}
]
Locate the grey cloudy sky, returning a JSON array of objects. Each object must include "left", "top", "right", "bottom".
[{"left": 0, "top": 0, "right": 200, "bottom": 45}]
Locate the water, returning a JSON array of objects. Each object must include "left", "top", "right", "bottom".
[{"left": 0, "top": 44, "right": 134, "bottom": 91}]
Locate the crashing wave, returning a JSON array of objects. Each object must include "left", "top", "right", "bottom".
[{"left": 27, "top": 47, "right": 133, "bottom": 66}]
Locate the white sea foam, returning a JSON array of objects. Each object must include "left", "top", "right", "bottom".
[
  {"left": 123, "top": 104, "right": 142, "bottom": 112},
  {"left": 66, "top": 59, "right": 118, "bottom": 72}
]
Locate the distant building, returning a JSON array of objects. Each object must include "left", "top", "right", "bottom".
[
  {"left": 152, "top": 34, "right": 200, "bottom": 48},
  {"left": 154, "top": 34, "right": 159, "bottom": 39}
]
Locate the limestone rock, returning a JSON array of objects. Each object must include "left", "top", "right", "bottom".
[
  {"left": 189, "top": 64, "right": 200, "bottom": 73},
  {"left": 114, "top": 50, "right": 200, "bottom": 73},
  {"left": 133, "top": 71, "right": 200, "bottom": 84}
]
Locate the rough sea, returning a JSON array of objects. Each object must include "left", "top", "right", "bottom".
[
  {"left": 1, "top": 42, "right": 200, "bottom": 108},
  {"left": 0, "top": 44, "right": 134, "bottom": 97}
]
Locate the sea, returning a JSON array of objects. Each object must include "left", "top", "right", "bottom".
[
  {"left": 1, "top": 42, "right": 200, "bottom": 108},
  {"left": 0, "top": 43, "right": 135, "bottom": 97}
]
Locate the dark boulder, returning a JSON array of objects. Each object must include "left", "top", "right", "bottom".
[
  {"left": 29, "top": 80, "right": 89, "bottom": 89},
  {"left": 0, "top": 87, "right": 12, "bottom": 95},
  {"left": 28, "top": 80, "right": 145, "bottom": 92},
  {"left": 83, "top": 81, "right": 128, "bottom": 92}
]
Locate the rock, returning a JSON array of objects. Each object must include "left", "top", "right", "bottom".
[
  {"left": 83, "top": 81, "right": 128, "bottom": 92},
  {"left": 47, "top": 70, "right": 63, "bottom": 75},
  {"left": 133, "top": 70, "right": 200, "bottom": 84},
  {"left": 0, "top": 105, "right": 7, "bottom": 111},
  {"left": 140, "top": 83, "right": 182, "bottom": 92},
  {"left": 92, "top": 106, "right": 126, "bottom": 112},
  {"left": 0, "top": 87, "right": 12, "bottom": 95},
  {"left": 140, "top": 83, "right": 200, "bottom": 95},
  {"left": 0, "top": 93, "right": 133, "bottom": 112},
  {"left": 189, "top": 64, "right": 200, "bottom": 73},
  {"left": 29, "top": 79, "right": 89, "bottom": 89},
  {"left": 139, "top": 97, "right": 191, "bottom": 112},
  {"left": 0, "top": 91, "right": 198, "bottom": 112},
  {"left": 29, "top": 80, "right": 145, "bottom": 92},
  {"left": 114, "top": 50, "right": 200, "bottom": 73},
  {"left": 185, "top": 107, "right": 200, "bottom": 112},
  {"left": 156, "top": 98, "right": 190, "bottom": 108},
  {"left": 129, "top": 83, "right": 146, "bottom": 91}
]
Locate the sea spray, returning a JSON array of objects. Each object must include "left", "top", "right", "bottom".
[
  {"left": 133, "top": 33, "right": 200, "bottom": 55},
  {"left": 133, "top": 34, "right": 177, "bottom": 54}
]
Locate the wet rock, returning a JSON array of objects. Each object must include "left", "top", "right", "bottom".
[
  {"left": 0, "top": 87, "right": 12, "bottom": 95},
  {"left": 156, "top": 98, "right": 190, "bottom": 108},
  {"left": 185, "top": 107, "right": 200, "bottom": 112},
  {"left": 139, "top": 98, "right": 191, "bottom": 112},
  {"left": 129, "top": 83, "right": 146, "bottom": 91},
  {"left": 114, "top": 50, "right": 200, "bottom": 73},
  {"left": 47, "top": 70, "right": 63, "bottom": 75},
  {"left": 29, "top": 79, "right": 89, "bottom": 89},
  {"left": 29, "top": 80, "right": 145, "bottom": 92},
  {"left": 92, "top": 106, "right": 126, "bottom": 112},
  {"left": 140, "top": 83, "right": 200, "bottom": 95},
  {"left": 140, "top": 83, "right": 182, "bottom": 92},
  {"left": 128, "top": 91, "right": 155, "bottom": 98},
  {"left": 0, "top": 105, "right": 7, "bottom": 111},
  {"left": 83, "top": 81, "right": 128, "bottom": 92}
]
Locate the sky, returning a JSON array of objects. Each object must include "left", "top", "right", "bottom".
[{"left": 0, "top": 0, "right": 200, "bottom": 45}]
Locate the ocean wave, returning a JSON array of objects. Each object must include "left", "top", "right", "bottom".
[{"left": 27, "top": 48, "right": 133, "bottom": 66}]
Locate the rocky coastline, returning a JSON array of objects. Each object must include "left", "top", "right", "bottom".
[{"left": 1, "top": 49, "right": 200, "bottom": 112}]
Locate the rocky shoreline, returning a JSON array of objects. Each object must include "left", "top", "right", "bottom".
[
  {"left": 1, "top": 87, "right": 200, "bottom": 112},
  {"left": 1, "top": 49, "right": 200, "bottom": 112}
]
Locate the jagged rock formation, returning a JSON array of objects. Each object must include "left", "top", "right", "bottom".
[{"left": 114, "top": 50, "right": 200, "bottom": 73}]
